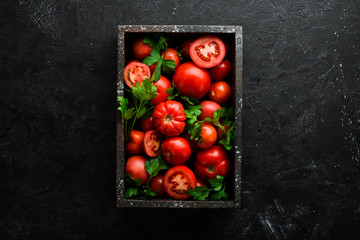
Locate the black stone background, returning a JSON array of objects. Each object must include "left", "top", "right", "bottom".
[{"left": 1, "top": 0, "right": 360, "bottom": 239}]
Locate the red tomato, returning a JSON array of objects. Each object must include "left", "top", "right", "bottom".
[
  {"left": 143, "top": 130, "right": 164, "bottom": 157},
  {"left": 123, "top": 62, "right": 151, "bottom": 89},
  {"left": 181, "top": 38, "right": 194, "bottom": 58},
  {"left": 172, "top": 62, "right": 211, "bottom": 99},
  {"left": 128, "top": 60, "right": 141, "bottom": 64},
  {"left": 196, "top": 123, "right": 217, "bottom": 149},
  {"left": 198, "top": 100, "right": 222, "bottom": 121},
  {"left": 150, "top": 174, "right": 166, "bottom": 197},
  {"left": 196, "top": 178, "right": 206, "bottom": 187},
  {"left": 149, "top": 62, "right": 156, "bottom": 73},
  {"left": 189, "top": 35, "right": 226, "bottom": 68},
  {"left": 164, "top": 165, "right": 197, "bottom": 199},
  {"left": 209, "top": 59, "right": 231, "bottom": 82},
  {"left": 209, "top": 81, "right": 232, "bottom": 104},
  {"left": 181, "top": 132, "right": 199, "bottom": 153},
  {"left": 195, "top": 145, "right": 231, "bottom": 182},
  {"left": 125, "top": 155, "right": 150, "bottom": 185},
  {"left": 126, "top": 130, "right": 145, "bottom": 154},
  {"left": 132, "top": 37, "right": 153, "bottom": 60},
  {"left": 152, "top": 100, "right": 186, "bottom": 137},
  {"left": 163, "top": 48, "right": 180, "bottom": 71},
  {"left": 140, "top": 116, "right": 155, "bottom": 132},
  {"left": 161, "top": 137, "right": 191, "bottom": 165},
  {"left": 150, "top": 76, "right": 171, "bottom": 106},
  {"left": 216, "top": 124, "right": 230, "bottom": 142}
]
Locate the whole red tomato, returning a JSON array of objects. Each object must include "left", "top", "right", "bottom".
[
  {"left": 161, "top": 137, "right": 191, "bottom": 165},
  {"left": 150, "top": 75, "right": 171, "bottom": 106},
  {"left": 195, "top": 145, "right": 231, "bottom": 182},
  {"left": 152, "top": 100, "right": 186, "bottom": 137},
  {"left": 150, "top": 174, "right": 166, "bottom": 197},
  {"left": 198, "top": 100, "right": 222, "bottom": 121},
  {"left": 132, "top": 37, "right": 153, "bottom": 60},
  {"left": 196, "top": 123, "right": 217, "bottom": 149},
  {"left": 140, "top": 116, "right": 155, "bottom": 132},
  {"left": 164, "top": 165, "right": 197, "bottom": 199},
  {"left": 125, "top": 155, "right": 150, "bottom": 185},
  {"left": 126, "top": 130, "right": 145, "bottom": 154},
  {"left": 172, "top": 62, "right": 211, "bottom": 99},
  {"left": 209, "top": 59, "right": 231, "bottom": 82},
  {"left": 209, "top": 81, "right": 232, "bottom": 104}
]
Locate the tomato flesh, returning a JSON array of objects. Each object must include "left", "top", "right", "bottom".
[
  {"left": 164, "top": 166, "right": 197, "bottom": 199},
  {"left": 143, "top": 130, "right": 164, "bottom": 157},
  {"left": 124, "top": 62, "right": 151, "bottom": 88}
]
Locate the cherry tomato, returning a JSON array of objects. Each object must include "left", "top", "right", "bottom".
[
  {"left": 164, "top": 165, "right": 197, "bottom": 199},
  {"left": 161, "top": 137, "right": 191, "bottom": 165},
  {"left": 172, "top": 62, "right": 211, "bottom": 99},
  {"left": 143, "top": 130, "right": 164, "bottom": 157},
  {"left": 150, "top": 75, "right": 171, "bottom": 106},
  {"left": 140, "top": 117, "right": 155, "bottom": 132},
  {"left": 209, "top": 59, "right": 231, "bottom": 82},
  {"left": 150, "top": 174, "right": 166, "bottom": 197},
  {"left": 126, "top": 130, "right": 145, "bottom": 154},
  {"left": 181, "top": 38, "right": 194, "bottom": 58},
  {"left": 198, "top": 100, "right": 222, "bottom": 121},
  {"left": 125, "top": 155, "right": 150, "bottom": 185},
  {"left": 181, "top": 132, "right": 199, "bottom": 153},
  {"left": 209, "top": 81, "right": 232, "bottom": 104},
  {"left": 124, "top": 62, "right": 151, "bottom": 88},
  {"left": 132, "top": 37, "right": 153, "bottom": 60},
  {"left": 196, "top": 178, "right": 206, "bottom": 187},
  {"left": 196, "top": 123, "right": 217, "bottom": 149},
  {"left": 195, "top": 145, "right": 231, "bottom": 182},
  {"left": 189, "top": 35, "right": 226, "bottom": 68},
  {"left": 152, "top": 100, "right": 186, "bottom": 137}
]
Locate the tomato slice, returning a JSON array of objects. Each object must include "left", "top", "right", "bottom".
[
  {"left": 189, "top": 35, "right": 226, "bottom": 68},
  {"left": 164, "top": 166, "right": 197, "bottom": 200},
  {"left": 124, "top": 62, "right": 151, "bottom": 88},
  {"left": 143, "top": 130, "right": 164, "bottom": 157}
]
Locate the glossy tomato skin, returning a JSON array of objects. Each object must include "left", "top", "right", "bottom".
[
  {"left": 163, "top": 48, "right": 180, "bottom": 71},
  {"left": 209, "top": 59, "right": 231, "bottom": 82},
  {"left": 172, "top": 62, "right": 211, "bottom": 99},
  {"left": 140, "top": 116, "right": 155, "bottom": 132},
  {"left": 152, "top": 100, "right": 186, "bottom": 137},
  {"left": 126, "top": 155, "right": 150, "bottom": 185},
  {"left": 126, "top": 130, "right": 145, "bottom": 154},
  {"left": 196, "top": 123, "right": 217, "bottom": 149},
  {"left": 143, "top": 130, "right": 164, "bottom": 157},
  {"left": 181, "top": 38, "right": 194, "bottom": 58},
  {"left": 196, "top": 178, "right": 206, "bottom": 187},
  {"left": 150, "top": 174, "right": 166, "bottom": 197},
  {"left": 198, "top": 100, "right": 222, "bottom": 121},
  {"left": 195, "top": 145, "right": 231, "bottom": 182},
  {"left": 124, "top": 62, "right": 151, "bottom": 88},
  {"left": 161, "top": 137, "right": 191, "bottom": 165},
  {"left": 150, "top": 76, "right": 171, "bottom": 106},
  {"left": 189, "top": 35, "right": 226, "bottom": 68},
  {"left": 209, "top": 81, "right": 232, "bottom": 104},
  {"left": 164, "top": 165, "right": 197, "bottom": 199},
  {"left": 132, "top": 37, "right": 153, "bottom": 60},
  {"left": 181, "top": 132, "right": 199, "bottom": 153}
]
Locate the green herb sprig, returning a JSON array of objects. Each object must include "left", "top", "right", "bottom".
[{"left": 187, "top": 175, "right": 228, "bottom": 201}]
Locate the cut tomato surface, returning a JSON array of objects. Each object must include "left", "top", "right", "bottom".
[
  {"left": 143, "top": 130, "right": 164, "bottom": 157},
  {"left": 123, "top": 62, "right": 151, "bottom": 88},
  {"left": 164, "top": 165, "right": 197, "bottom": 199}
]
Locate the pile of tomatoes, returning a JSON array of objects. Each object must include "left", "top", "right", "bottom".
[{"left": 123, "top": 35, "right": 233, "bottom": 200}]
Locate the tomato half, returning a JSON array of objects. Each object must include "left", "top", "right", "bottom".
[
  {"left": 196, "top": 123, "right": 217, "bottom": 149},
  {"left": 143, "top": 130, "right": 164, "bottom": 157},
  {"left": 150, "top": 75, "right": 171, "bottom": 106},
  {"left": 124, "top": 62, "right": 151, "bottom": 88},
  {"left": 132, "top": 37, "right": 153, "bottom": 60},
  {"left": 189, "top": 35, "right": 226, "bottom": 68},
  {"left": 209, "top": 59, "right": 231, "bottom": 82},
  {"left": 172, "top": 62, "right": 211, "bottom": 99},
  {"left": 164, "top": 165, "right": 197, "bottom": 199},
  {"left": 140, "top": 116, "right": 155, "bottom": 132},
  {"left": 152, "top": 100, "right": 186, "bottom": 137},
  {"left": 209, "top": 81, "right": 232, "bottom": 104},
  {"left": 126, "top": 130, "right": 145, "bottom": 154},
  {"left": 198, "top": 100, "right": 222, "bottom": 121},
  {"left": 125, "top": 155, "right": 150, "bottom": 185},
  {"left": 150, "top": 174, "right": 166, "bottom": 197},
  {"left": 161, "top": 137, "right": 191, "bottom": 165},
  {"left": 195, "top": 145, "right": 231, "bottom": 182}
]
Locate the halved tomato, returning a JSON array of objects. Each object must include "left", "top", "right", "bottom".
[
  {"left": 143, "top": 130, "right": 164, "bottom": 157},
  {"left": 189, "top": 35, "right": 226, "bottom": 68},
  {"left": 124, "top": 62, "right": 151, "bottom": 88},
  {"left": 164, "top": 165, "right": 197, "bottom": 199}
]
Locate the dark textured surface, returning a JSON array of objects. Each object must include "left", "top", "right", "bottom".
[{"left": 1, "top": 0, "right": 360, "bottom": 239}]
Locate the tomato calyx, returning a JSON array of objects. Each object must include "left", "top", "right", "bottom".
[{"left": 206, "top": 166, "right": 215, "bottom": 173}]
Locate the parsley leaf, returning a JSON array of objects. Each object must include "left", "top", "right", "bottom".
[
  {"left": 187, "top": 186, "right": 211, "bottom": 201},
  {"left": 209, "top": 175, "right": 224, "bottom": 191},
  {"left": 166, "top": 84, "right": 179, "bottom": 100},
  {"left": 211, "top": 186, "right": 228, "bottom": 200},
  {"left": 162, "top": 59, "right": 176, "bottom": 74},
  {"left": 187, "top": 175, "right": 228, "bottom": 201},
  {"left": 145, "top": 155, "right": 170, "bottom": 179}
]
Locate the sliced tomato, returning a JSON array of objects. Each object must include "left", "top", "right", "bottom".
[
  {"left": 164, "top": 165, "right": 197, "bottom": 200},
  {"left": 143, "top": 130, "right": 164, "bottom": 157},
  {"left": 124, "top": 62, "right": 151, "bottom": 88},
  {"left": 189, "top": 35, "right": 226, "bottom": 68}
]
